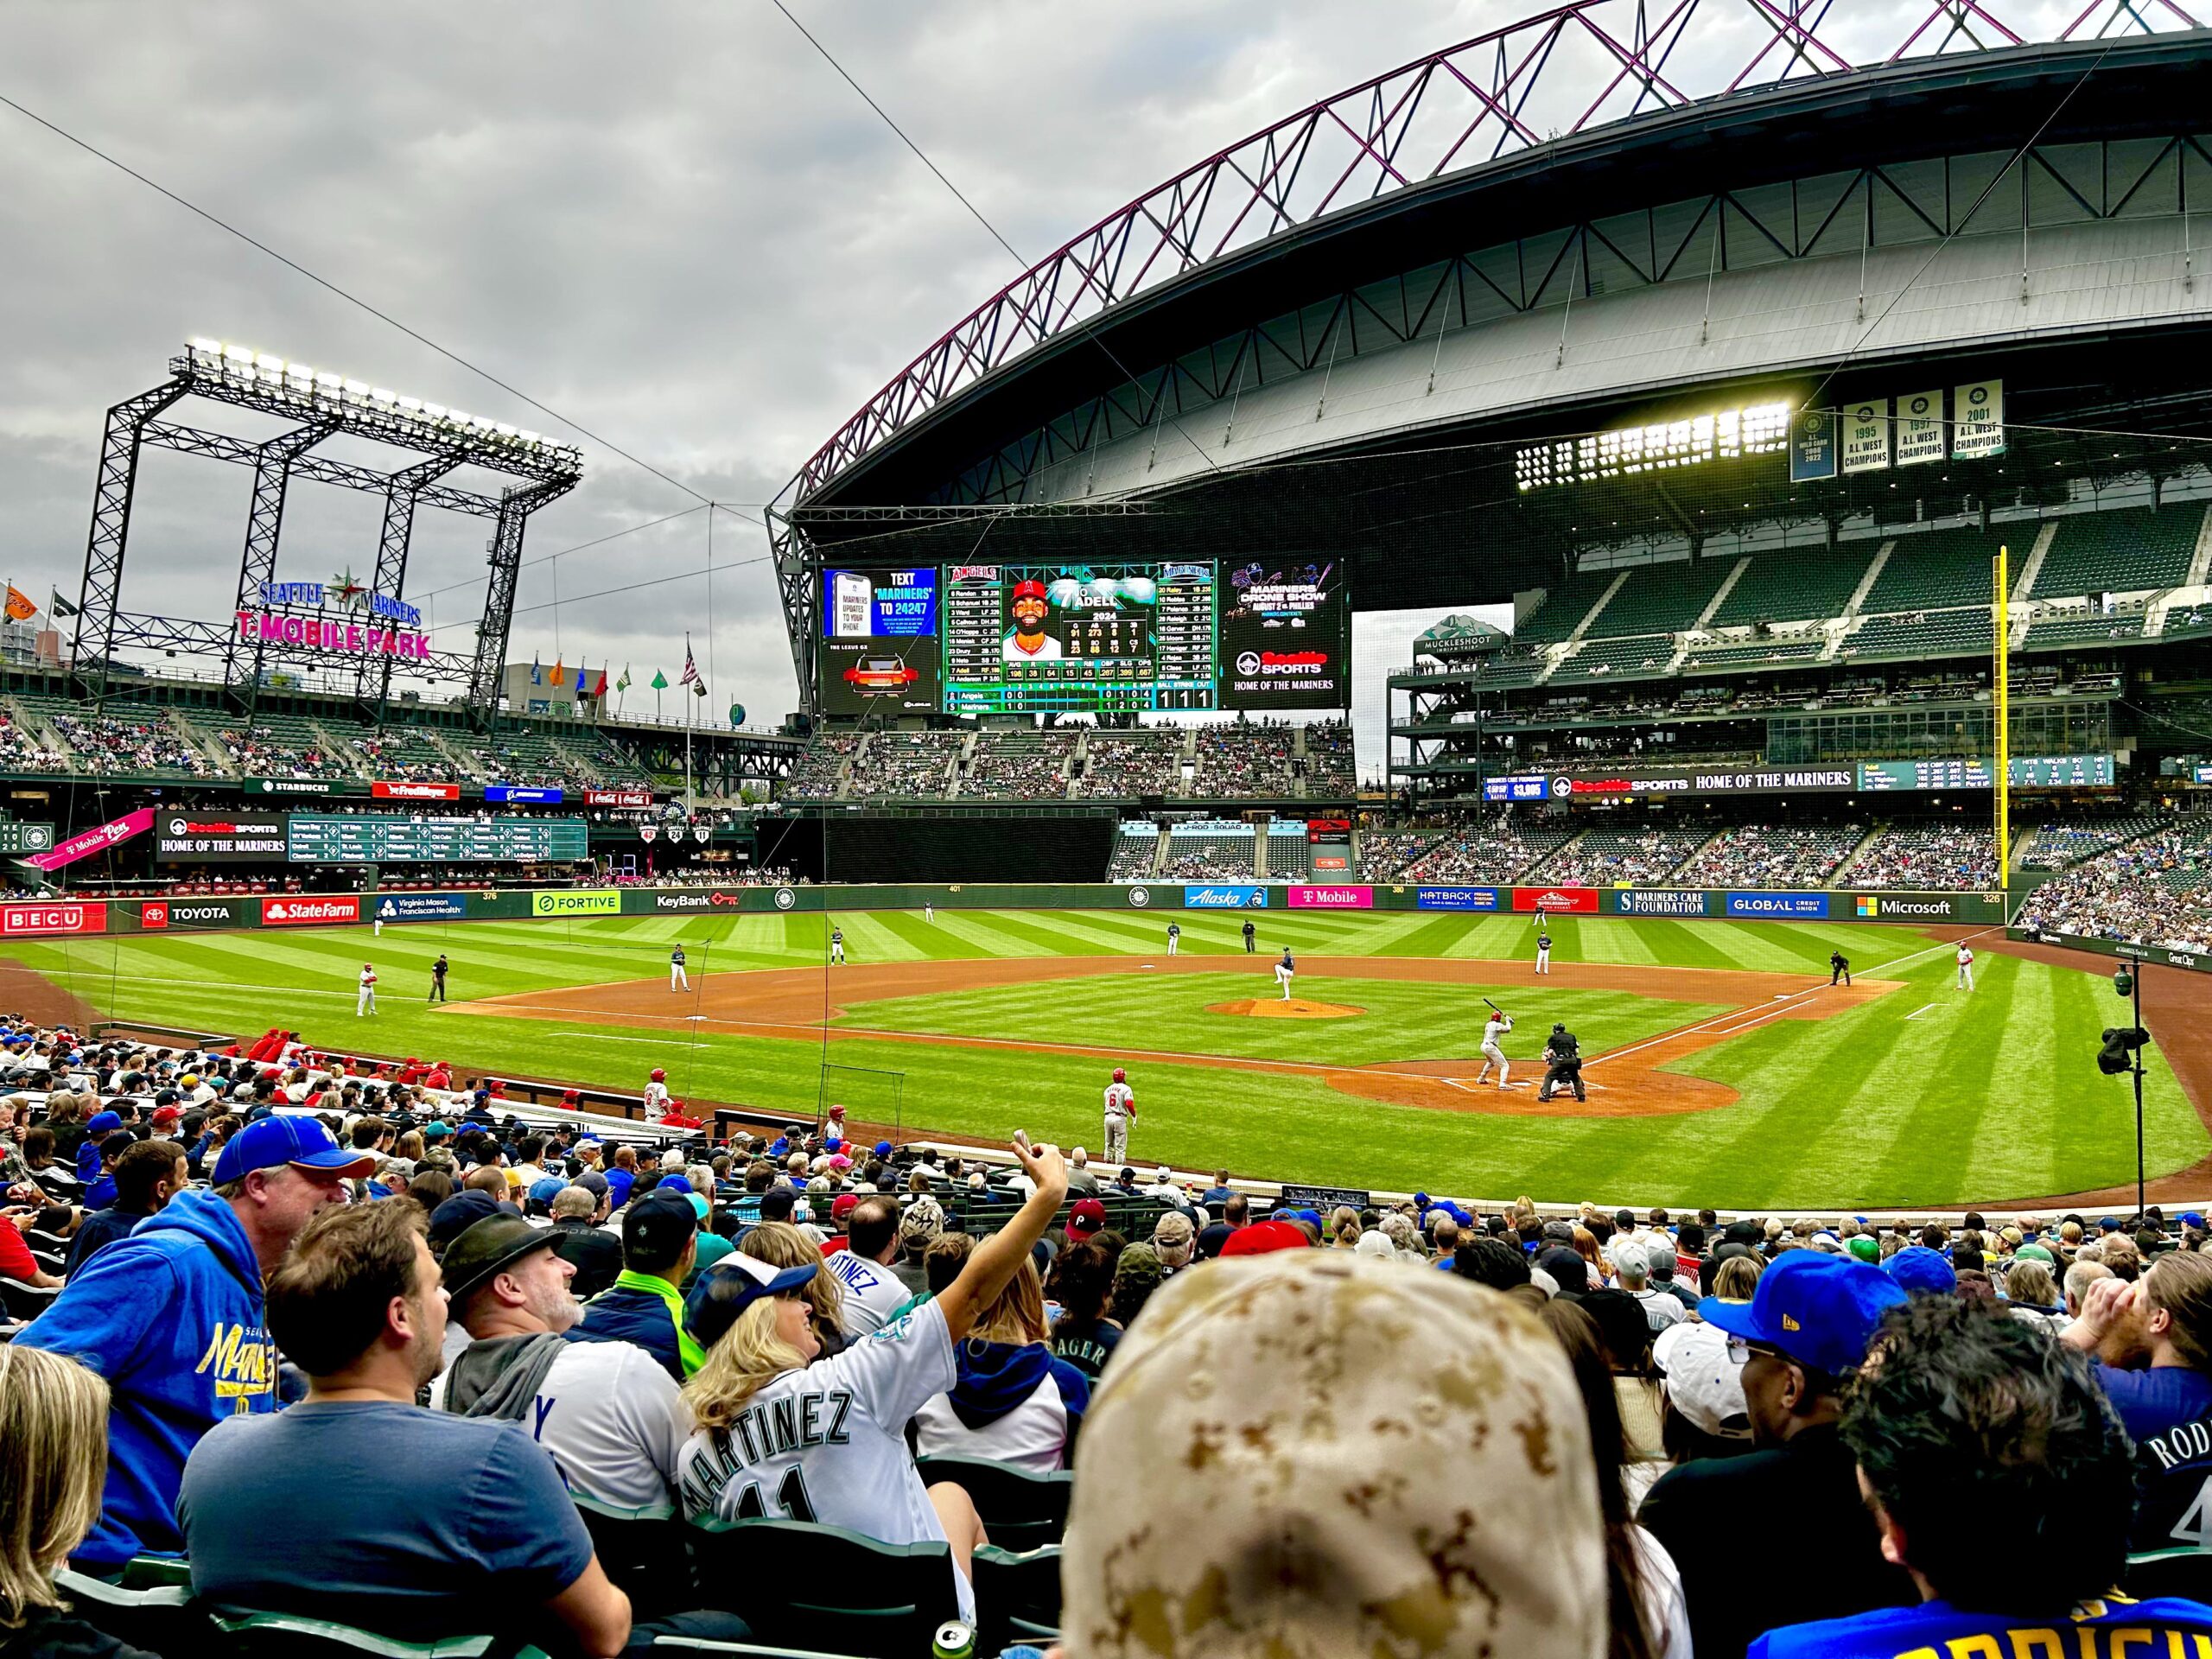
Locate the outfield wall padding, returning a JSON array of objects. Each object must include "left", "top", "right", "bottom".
[{"left": 2008, "top": 926, "right": 2212, "bottom": 976}]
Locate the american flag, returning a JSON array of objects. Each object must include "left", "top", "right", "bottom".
[{"left": 678, "top": 639, "right": 699, "bottom": 687}]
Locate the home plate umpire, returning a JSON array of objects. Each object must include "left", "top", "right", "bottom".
[{"left": 1538, "top": 1021, "right": 1586, "bottom": 1103}]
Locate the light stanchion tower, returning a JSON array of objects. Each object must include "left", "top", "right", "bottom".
[{"left": 1993, "top": 546, "right": 2010, "bottom": 910}]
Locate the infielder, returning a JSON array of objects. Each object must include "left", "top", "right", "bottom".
[
  {"left": 1103, "top": 1067, "right": 1136, "bottom": 1162},
  {"left": 830, "top": 926, "right": 846, "bottom": 964},
  {"left": 356, "top": 963, "right": 378, "bottom": 1018},
  {"left": 1535, "top": 929, "right": 1554, "bottom": 976},
  {"left": 671, "top": 944, "right": 690, "bottom": 992},
  {"left": 1829, "top": 950, "right": 1851, "bottom": 987},
  {"left": 1274, "top": 947, "right": 1296, "bottom": 1001},
  {"left": 1166, "top": 921, "right": 1180, "bottom": 956},
  {"left": 1476, "top": 1007, "right": 1515, "bottom": 1089},
  {"left": 1538, "top": 1021, "right": 1586, "bottom": 1103},
  {"left": 1956, "top": 943, "right": 1975, "bottom": 991}
]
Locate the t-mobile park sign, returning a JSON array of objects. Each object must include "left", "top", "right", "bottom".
[{"left": 235, "top": 610, "right": 432, "bottom": 661}]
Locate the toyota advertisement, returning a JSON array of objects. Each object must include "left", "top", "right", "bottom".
[{"left": 1219, "top": 558, "right": 1349, "bottom": 709}]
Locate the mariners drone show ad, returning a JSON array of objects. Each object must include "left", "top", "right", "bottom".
[{"left": 15, "top": 4, "right": 2212, "bottom": 1656}]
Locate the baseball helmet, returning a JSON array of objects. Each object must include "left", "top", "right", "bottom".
[
  {"left": 1112, "top": 1067, "right": 1127, "bottom": 1083},
  {"left": 1552, "top": 1022, "right": 1567, "bottom": 1033},
  {"left": 650, "top": 1068, "right": 665, "bottom": 1082}
]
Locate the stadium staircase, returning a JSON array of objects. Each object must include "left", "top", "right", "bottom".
[
  {"left": 168, "top": 710, "right": 231, "bottom": 773},
  {"left": 1831, "top": 823, "right": 1896, "bottom": 887},
  {"left": 1252, "top": 832, "right": 1270, "bottom": 879}
]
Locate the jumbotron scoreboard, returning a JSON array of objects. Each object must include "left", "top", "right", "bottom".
[{"left": 819, "top": 559, "right": 1349, "bottom": 716}]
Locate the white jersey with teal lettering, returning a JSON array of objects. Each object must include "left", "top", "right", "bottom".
[
  {"left": 676, "top": 1297, "right": 970, "bottom": 1619},
  {"left": 824, "top": 1248, "right": 912, "bottom": 1338}
]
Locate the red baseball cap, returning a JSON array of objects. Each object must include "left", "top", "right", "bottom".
[
  {"left": 1219, "top": 1219, "right": 1311, "bottom": 1257},
  {"left": 832, "top": 1192, "right": 860, "bottom": 1224},
  {"left": 1067, "top": 1198, "right": 1108, "bottom": 1238},
  {"left": 1012, "top": 579, "right": 1049, "bottom": 603}
]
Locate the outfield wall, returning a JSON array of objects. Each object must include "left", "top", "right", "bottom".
[
  {"left": 2009, "top": 926, "right": 2212, "bottom": 976},
  {"left": 1, "top": 882, "right": 2006, "bottom": 938}
]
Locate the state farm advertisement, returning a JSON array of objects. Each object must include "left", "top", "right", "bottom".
[
  {"left": 1287, "top": 885, "right": 1372, "bottom": 909},
  {"left": 2, "top": 901, "right": 108, "bottom": 937},
  {"left": 260, "top": 895, "right": 363, "bottom": 926},
  {"left": 1513, "top": 887, "right": 1599, "bottom": 912},
  {"left": 1219, "top": 561, "right": 1349, "bottom": 710}
]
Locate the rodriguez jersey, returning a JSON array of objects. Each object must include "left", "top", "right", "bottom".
[{"left": 675, "top": 1300, "right": 969, "bottom": 1619}]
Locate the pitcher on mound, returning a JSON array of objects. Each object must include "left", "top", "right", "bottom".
[{"left": 1274, "top": 947, "right": 1296, "bottom": 1001}]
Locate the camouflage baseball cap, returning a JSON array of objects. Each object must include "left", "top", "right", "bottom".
[{"left": 1061, "top": 1251, "right": 1605, "bottom": 1659}]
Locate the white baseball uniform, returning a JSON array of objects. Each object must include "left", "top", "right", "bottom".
[
  {"left": 1535, "top": 932, "right": 1552, "bottom": 975},
  {"left": 671, "top": 948, "right": 690, "bottom": 990},
  {"left": 356, "top": 968, "right": 377, "bottom": 1016},
  {"left": 924, "top": 903, "right": 934, "bottom": 923},
  {"left": 643, "top": 1079, "right": 671, "bottom": 1120},
  {"left": 1103, "top": 1079, "right": 1135, "bottom": 1162},
  {"left": 675, "top": 1300, "right": 975, "bottom": 1624},
  {"left": 825, "top": 1249, "right": 912, "bottom": 1338},
  {"left": 830, "top": 931, "right": 845, "bottom": 964},
  {"left": 1166, "top": 924, "right": 1179, "bottom": 956},
  {"left": 1478, "top": 1014, "right": 1514, "bottom": 1087},
  {"left": 1956, "top": 945, "right": 1975, "bottom": 990},
  {"left": 1274, "top": 953, "right": 1295, "bottom": 1001}
]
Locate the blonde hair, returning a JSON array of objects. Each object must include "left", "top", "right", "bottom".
[
  {"left": 969, "top": 1255, "right": 1048, "bottom": 1346},
  {"left": 0, "top": 1348, "right": 111, "bottom": 1627},
  {"left": 741, "top": 1222, "right": 844, "bottom": 1343},
  {"left": 683, "top": 1297, "right": 809, "bottom": 1431},
  {"left": 1710, "top": 1255, "right": 1764, "bottom": 1300}
]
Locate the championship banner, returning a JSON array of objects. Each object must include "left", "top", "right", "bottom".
[
  {"left": 1789, "top": 410, "right": 1838, "bottom": 481},
  {"left": 27, "top": 805, "right": 156, "bottom": 871},
  {"left": 1895, "top": 390, "right": 1945, "bottom": 467},
  {"left": 1841, "top": 400, "right": 1891, "bottom": 474},
  {"left": 1951, "top": 379, "right": 2005, "bottom": 458}
]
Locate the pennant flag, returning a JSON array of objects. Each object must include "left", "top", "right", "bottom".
[
  {"left": 3, "top": 587, "right": 35, "bottom": 622},
  {"left": 592, "top": 667, "right": 608, "bottom": 696},
  {"left": 651, "top": 669, "right": 669, "bottom": 690},
  {"left": 571, "top": 664, "right": 587, "bottom": 692},
  {"left": 530, "top": 654, "right": 543, "bottom": 685},
  {"left": 615, "top": 664, "right": 632, "bottom": 693},
  {"left": 551, "top": 656, "right": 566, "bottom": 689},
  {"left": 49, "top": 588, "right": 81, "bottom": 619},
  {"left": 678, "top": 638, "right": 700, "bottom": 687}
]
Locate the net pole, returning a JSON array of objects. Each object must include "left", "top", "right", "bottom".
[{"left": 1994, "top": 546, "right": 2010, "bottom": 911}]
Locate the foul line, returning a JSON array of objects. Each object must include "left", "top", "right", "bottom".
[{"left": 1905, "top": 1003, "right": 1941, "bottom": 1020}]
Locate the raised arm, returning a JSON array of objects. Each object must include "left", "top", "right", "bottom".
[{"left": 936, "top": 1135, "right": 1068, "bottom": 1342}]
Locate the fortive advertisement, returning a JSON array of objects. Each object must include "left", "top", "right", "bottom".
[
  {"left": 1616, "top": 890, "right": 1712, "bottom": 918},
  {"left": 1512, "top": 887, "right": 1599, "bottom": 913},
  {"left": 1726, "top": 892, "right": 1830, "bottom": 918},
  {"left": 532, "top": 888, "right": 621, "bottom": 917},
  {"left": 1416, "top": 887, "right": 1501, "bottom": 912},
  {"left": 260, "top": 895, "right": 362, "bottom": 926},
  {"left": 1182, "top": 885, "right": 1268, "bottom": 909},
  {"left": 372, "top": 893, "right": 468, "bottom": 923},
  {"left": 1288, "top": 885, "right": 1373, "bottom": 909}
]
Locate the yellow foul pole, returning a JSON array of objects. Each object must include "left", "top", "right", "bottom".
[{"left": 1994, "top": 546, "right": 2010, "bottom": 903}]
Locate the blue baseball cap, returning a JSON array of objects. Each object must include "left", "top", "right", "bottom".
[
  {"left": 2183, "top": 1213, "right": 2208, "bottom": 1230},
  {"left": 213, "top": 1115, "right": 377, "bottom": 1185},
  {"left": 1884, "top": 1245, "right": 1957, "bottom": 1298},
  {"left": 529, "top": 1177, "right": 568, "bottom": 1206},
  {"left": 1698, "top": 1251, "right": 1906, "bottom": 1375},
  {"left": 86, "top": 1110, "right": 123, "bottom": 1135},
  {"left": 685, "top": 1253, "right": 818, "bottom": 1349},
  {"left": 874, "top": 1141, "right": 893, "bottom": 1158},
  {"left": 658, "top": 1174, "right": 693, "bottom": 1197}
]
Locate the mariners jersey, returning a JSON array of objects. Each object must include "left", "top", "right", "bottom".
[
  {"left": 824, "top": 1249, "right": 912, "bottom": 1338},
  {"left": 1537, "top": 933, "right": 1553, "bottom": 950},
  {"left": 1103, "top": 1082, "right": 1135, "bottom": 1117},
  {"left": 671, "top": 948, "right": 685, "bottom": 963},
  {"left": 676, "top": 1299, "right": 969, "bottom": 1619}
]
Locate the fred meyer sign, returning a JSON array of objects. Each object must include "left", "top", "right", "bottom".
[{"left": 532, "top": 888, "right": 621, "bottom": 917}]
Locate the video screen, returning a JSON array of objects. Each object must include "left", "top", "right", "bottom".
[
  {"left": 941, "top": 563, "right": 1219, "bottom": 715},
  {"left": 1218, "top": 557, "right": 1350, "bottom": 709},
  {"left": 818, "top": 568, "right": 941, "bottom": 715}
]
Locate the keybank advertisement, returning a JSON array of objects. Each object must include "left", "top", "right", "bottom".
[
  {"left": 1183, "top": 885, "right": 1268, "bottom": 909},
  {"left": 1617, "top": 890, "right": 1713, "bottom": 918},
  {"left": 1726, "top": 891, "right": 1830, "bottom": 918},
  {"left": 1416, "top": 887, "right": 1501, "bottom": 912},
  {"left": 1288, "top": 886, "right": 1373, "bottom": 909},
  {"left": 373, "top": 893, "right": 468, "bottom": 923},
  {"left": 532, "top": 888, "right": 622, "bottom": 917}
]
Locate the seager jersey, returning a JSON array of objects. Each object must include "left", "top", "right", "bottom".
[{"left": 677, "top": 1299, "right": 969, "bottom": 1619}]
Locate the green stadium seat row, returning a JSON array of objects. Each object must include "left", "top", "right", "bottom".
[
  {"left": 1583, "top": 559, "right": 1737, "bottom": 639},
  {"left": 1861, "top": 527, "right": 2007, "bottom": 613},
  {"left": 2030, "top": 505, "right": 2204, "bottom": 598},
  {"left": 1549, "top": 634, "right": 1678, "bottom": 683},
  {"left": 1707, "top": 547, "right": 1877, "bottom": 628},
  {"left": 1838, "top": 607, "right": 1994, "bottom": 661},
  {"left": 1678, "top": 637, "right": 1825, "bottom": 671}
]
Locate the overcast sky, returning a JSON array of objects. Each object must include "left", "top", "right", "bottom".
[{"left": 0, "top": 0, "right": 2095, "bottom": 728}]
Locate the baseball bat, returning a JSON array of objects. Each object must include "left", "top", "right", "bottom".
[{"left": 1484, "top": 996, "right": 1503, "bottom": 1013}]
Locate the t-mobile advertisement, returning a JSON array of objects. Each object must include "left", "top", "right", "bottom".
[
  {"left": 1219, "top": 558, "right": 1349, "bottom": 709},
  {"left": 1287, "top": 885, "right": 1372, "bottom": 909}
]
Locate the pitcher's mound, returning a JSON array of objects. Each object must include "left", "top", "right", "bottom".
[{"left": 1207, "top": 998, "right": 1364, "bottom": 1020}]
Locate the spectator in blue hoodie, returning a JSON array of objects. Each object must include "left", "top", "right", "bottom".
[
  {"left": 16, "top": 1114, "right": 372, "bottom": 1568},
  {"left": 911, "top": 1255, "right": 1088, "bottom": 1473}
]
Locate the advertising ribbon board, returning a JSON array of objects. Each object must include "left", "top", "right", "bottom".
[
  {"left": 1288, "top": 886, "right": 1373, "bottom": 909},
  {"left": 1513, "top": 887, "right": 1599, "bottom": 912},
  {"left": 1616, "top": 890, "right": 1713, "bottom": 918},
  {"left": 260, "top": 895, "right": 363, "bottom": 926},
  {"left": 532, "top": 888, "right": 621, "bottom": 917},
  {"left": 486, "top": 786, "right": 564, "bottom": 804},
  {"left": 2, "top": 901, "right": 107, "bottom": 937},
  {"left": 1416, "top": 887, "right": 1501, "bottom": 912},
  {"left": 372, "top": 781, "right": 461, "bottom": 802},
  {"left": 138, "top": 899, "right": 253, "bottom": 931},
  {"left": 371, "top": 893, "right": 469, "bottom": 924},
  {"left": 584, "top": 790, "right": 656, "bottom": 808},
  {"left": 1726, "top": 892, "right": 1829, "bottom": 918},
  {"left": 1182, "top": 885, "right": 1268, "bottom": 910},
  {"left": 27, "top": 806, "right": 156, "bottom": 872},
  {"left": 1279, "top": 1183, "right": 1372, "bottom": 1211}
]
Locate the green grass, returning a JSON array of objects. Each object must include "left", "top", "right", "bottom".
[{"left": 10, "top": 909, "right": 2202, "bottom": 1210}]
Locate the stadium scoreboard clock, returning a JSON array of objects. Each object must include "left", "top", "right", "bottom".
[
  {"left": 285, "top": 814, "right": 587, "bottom": 864},
  {"left": 820, "top": 558, "right": 1349, "bottom": 715}
]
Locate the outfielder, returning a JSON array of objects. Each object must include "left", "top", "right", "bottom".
[
  {"left": 1103, "top": 1067, "right": 1136, "bottom": 1162},
  {"left": 1166, "top": 921, "right": 1180, "bottom": 957},
  {"left": 1274, "top": 947, "right": 1296, "bottom": 1001},
  {"left": 1956, "top": 943, "right": 1975, "bottom": 991},
  {"left": 1829, "top": 950, "right": 1851, "bottom": 987},
  {"left": 924, "top": 901, "right": 934, "bottom": 924},
  {"left": 670, "top": 945, "right": 690, "bottom": 991},
  {"left": 1538, "top": 1021, "right": 1585, "bottom": 1103},
  {"left": 356, "top": 963, "right": 378, "bottom": 1017},
  {"left": 830, "top": 926, "right": 846, "bottom": 964},
  {"left": 1476, "top": 1007, "right": 1515, "bottom": 1089},
  {"left": 1535, "top": 928, "right": 1553, "bottom": 976}
]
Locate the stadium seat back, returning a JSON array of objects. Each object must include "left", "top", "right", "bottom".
[
  {"left": 207, "top": 1607, "right": 548, "bottom": 1659},
  {"left": 914, "top": 1455, "right": 1073, "bottom": 1550},
  {"left": 0, "top": 1275, "right": 60, "bottom": 1323},
  {"left": 2124, "top": 1549, "right": 2212, "bottom": 1604},
  {"left": 572, "top": 1496, "right": 693, "bottom": 1618},
  {"left": 54, "top": 1568, "right": 209, "bottom": 1653},
  {"left": 972, "top": 1542, "right": 1063, "bottom": 1654},
  {"left": 685, "top": 1516, "right": 956, "bottom": 1651}
]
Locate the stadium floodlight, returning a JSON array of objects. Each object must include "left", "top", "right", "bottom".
[
  {"left": 370, "top": 388, "right": 396, "bottom": 404},
  {"left": 495, "top": 423, "right": 518, "bottom": 438},
  {"left": 315, "top": 372, "right": 343, "bottom": 391},
  {"left": 188, "top": 337, "right": 222, "bottom": 355},
  {"left": 397, "top": 396, "right": 423, "bottom": 413},
  {"left": 342, "top": 378, "right": 368, "bottom": 397},
  {"left": 223, "top": 344, "right": 255, "bottom": 365},
  {"left": 423, "top": 403, "right": 446, "bottom": 419},
  {"left": 255, "top": 353, "right": 284, "bottom": 372}
]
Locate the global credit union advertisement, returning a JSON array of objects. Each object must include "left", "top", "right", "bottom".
[
  {"left": 1617, "top": 890, "right": 1712, "bottom": 918},
  {"left": 1288, "top": 885, "right": 1372, "bottom": 909},
  {"left": 373, "top": 893, "right": 469, "bottom": 924},
  {"left": 1726, "top": 891, "right": 1830, "bottom": 918},
  {"left": 1182, "top": 885, "right": 1268, "bottom": 909},
  {"left": 1416, "top": 887, "right": 1500, "bottom": 912}
]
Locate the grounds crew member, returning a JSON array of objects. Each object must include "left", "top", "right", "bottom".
[
  {"left": 1539, "top": 1022, "right": 1585, "bottom": 1103},
  {"left": 1828, "top": 950, "right": 1850, "bottom": 987}
]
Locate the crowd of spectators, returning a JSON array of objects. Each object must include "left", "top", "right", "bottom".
[
  {"left": 2018, "top": 815, "right": 2212, "bottom": 950},
  {"left": 960, "top": 734, "right": 1071, "bottom": 801},
  {"left": 41, "top": 710, "right": 214, "bottom": 777},
  {"left": 16, "top": 1034, "right": 2212, "bottom": 1656},
  {"left": 1675, "top": 820, "right": 1866, "bottom": 889},
  {"left": 1355, "top": 828, "right": 1436, "bottom": 877},
  {"left": 0, "top": 709, "right": 69, "bottom": 772},
  {"left": 843, "top": 730, "right": 960, "bottom": 798},
  {"left": 2022, "top": 813, "right": 2170, "bottom": 872},
  {"left": 1158, "top": 831, "right": 1255, "bottom": 880},
  {"left": 1077, "top": 734, "right": 1181, "bottom": 798},
  {"left": 1534, "top": 823, "right": 1713, "bottom": 887},
  {"left": 1845, "top": 823, "right": 2000, "bottom": 890},
  {"left": 1298, "top": 718, "right": 1354, "bottom": 793},
  {"left": 346, "top": 731, "right": 452, "bottom": 784},
  {"left": 213, "top": 722, "right": 326, "bottom": 777},
  {"left": 1186, "top": 723, "right": 1294, "bottom": 797},
  {"left": 1105, "top": 828, "right": 1160, "bottom": 880},
  {"left": 781, "top": 734, "right": 858, "bottom": 800},
  {"left": 1395, "top": 811, "right": 1580, "bottom": 883}
]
